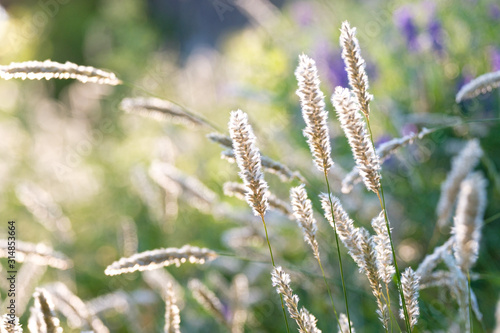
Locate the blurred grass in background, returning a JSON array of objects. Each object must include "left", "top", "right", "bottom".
[{"left": 0, "top": 0, "right": 499, "bottom": 331}]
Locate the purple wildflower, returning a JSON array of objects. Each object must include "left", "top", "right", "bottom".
[
  {"left": 428, "top": 19, "right": 445, "bottom": 54},
  {"left": 314, "top": 41, "right": 349, "bottom": 88},
  {"left": 490, "top": 4, "right": 500, "bottom": 20},
  {"left": 394, "top": 6, "right": 419, "bottom": 51}
]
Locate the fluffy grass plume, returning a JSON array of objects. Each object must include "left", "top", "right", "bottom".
[
  {"left": 338, "top": 314, "right": 355, "bottom": 333},
  {"left": 224, "top": 181, "right": 293, "bottom": 218},
  {"left": 15, "top": 182, "right": 74, "bottom": 243},
  {"left": 271, "top": 266, "right": 321, "bottom": 333},
  {"left": 164, "top": 283, "right": 181, "bottom": 333},
  {"left": 456, "top": 70, "right": 500, "bottom": 102},
  {"left": 371, "top": 211, "right": 395, "bottom": 285},
  {"left": 399, "top": 268, "right": 420, "bottom": 330},
  {"left": 45, "top": 282, "right": 109, "bottom": 333},
  {"left": 149, "top": 160, "right": 217, "bottom": 213},
  {"left": 332, "top": 87, "right": 381, "bottom": 193},
  {"left": 0, "top": 60, "right": 121, "bottom": 85},
  {"left": 14, "top": 261, "right": 47, "bottom": 315},
  {"left": 453, "top": 172, "right": 488, "bottom": 271},
  {"left": 321, "top": 196, "right": 388, "bottom": 329},
  {"left": 188, "top": 279, "right": 229, "bottom": 328},
  {"left": 0, "top": 240, "right": 71, "bottom": 270},
  {"left": 290, "top": 184, "right": 320, "bottom": 260},
  {"left": 339, "top": 21, "right": 372, "bottom": 119},
  {"left": 33, "top": 289, "right": 63, "bottom": 333},
  {"left": 320, "top": 195, "right": 364, "bottom": 267},
  {"left": 295, "top": 54, "right": 333, "bottom": 174},
  {"left": 1, "top": 314, "right": 23, "bottom": 333},
  {"left": 120, "top": 97, "right": 209, "bottom": 127},
  {"left": 437, "top": 139, "right": 483, "bottom": 227},
  {"left": 105, "top": 245, "right": 217, "bottom": 276},
  {"left": 228, "top": 110, "right": 269, "bottom": 217}
]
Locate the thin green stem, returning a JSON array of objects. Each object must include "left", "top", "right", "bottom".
[
  {"left": 385, "top": 284, "right": 394, "bottom": 333},
  {"left": 484, "top": 211, "right": 500, "bottom": 225},
  {"left": 365, "top": 116, "right": 411, "bottom": 332},
  {"left": 376, "top": 189, "right": 411, "bottom": 333},
  {"left": 324, "top": 172, "right": 353, "bottom": 333},
  {"left": 260, "top": 214, "right": 290, "bottom": 333},
  {"left": 467, "top": 270, "right": 473, "bottom": 333},
  {"left": 316, "top": 258, "right": 343, "bottom": 331}
]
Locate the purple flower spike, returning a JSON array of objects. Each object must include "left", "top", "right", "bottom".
[
  {"left": 314, "top": 41, "right": 349, "bottom": 88},
  {"left": 490, "top": 4, "right": 500, "bottom": 20},
  {"left": 394, "top": 6, "right": 419, "bottom": 52},
  {"left": 428, "top": 19, "right": 445, "bottom": 54}
]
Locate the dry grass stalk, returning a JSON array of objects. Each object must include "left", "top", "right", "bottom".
[
  {"left": 15, "top": 182, "right": 74, "bottom": 243},
  {"left": 230, "top": 274, "right": 249, "bottom": 333},
  {"left": 332, "top": 87, "right": 380, "bottom": 193},
  {"left": 221, "top": 150, "right": 305, "bottom": 183},
  {"left": 339, "top": 21, "right": 372, "bottom": 119},
  {"left": 33, "top": 289, "right": 63, "bottom": 333},
  {"left": 130, "top": 165, "right": 165, "bottom": 221},
  {"left": 142, "top": 269, "right": 185, "bottom": 307},
  {"left": 419, "top": 270, "right": 460, "bottom": 289},
  {"left": 342, "top": 128, "right": 434, "bottom": 193},
  {"left": 105, "top": 245, "right": 217, "bottom": 276},
  {"left": 15, "top": 260, "right": 47, "bottom": 315},
  {"left": 0, "top": 240, "right": 71, "bottom": 270},
  {"left": 45, "top": 282, "right": 109, "bottom": 333},
  {"left": 440, "top": 253, "right": 477, "bottom": 328},
  {"left": 456, "top": 70, "right": 500, "bottom": 102},
  {"left": 338, "top": 313, "right": 355, "bottom": 333},
  {"left": 399, "top": 268, "right": 420, "bottom": 329},
  {"left": 149, "top": 160, "right": 217, "bottom": 213},
  {"left": 290, "top": 184, "right": 320, "bottom": 260},
  {"left": 120, "top": 97, "right": 209, "bottom": 127},
  {"left": 1, "top": 314, "right": 23, "bottom": 333},
  {"left": 371, "top": 211, "right": 395, "bottom": 285},
  {"left": 0, "top": 60, "right": 121, "bottom": 85},
  {"left": 119, "top": 218, "right": 138, "bottom": 257},
  {"left": 437, "top": 139, "right": 483, "bottom": 227},
  {"left": 188, "top": 279, "right": 229, "bottom": 327},
  {"left": 415, "top": 237, "right": 454, "bottom": 279},
  {"left": 295, "top": 54, "right": 333, "bottom": 174},
  {"left": 164, "top": 283, "right": 181, "bottom": 333},
  {"left": 271, "top": 266, "right": 321, "bottom": 333},
  {"left": 209, "top": 132, "right": 305, "bottom": 182},
  {"left": 377, "top": 128, "right": 433, "bottom": 159},
  {"left": 223, "top": 181, "right": 293, "bottom": 218},
  {"left": 85, "top": 290, "right": 146, "bottom": 333},
  {"left": 453, "top": 172, "right": 487, "bottom": 271},
  {"left": 228, "top": 110, "right": 269, "bottom": 217},
  {"left": 207, "top": 132, "right": 234, "bottom": 150}
]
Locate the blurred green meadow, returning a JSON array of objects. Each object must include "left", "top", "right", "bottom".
[{"left": 0, "top": 0, "right": 499, "bottom": 332}]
